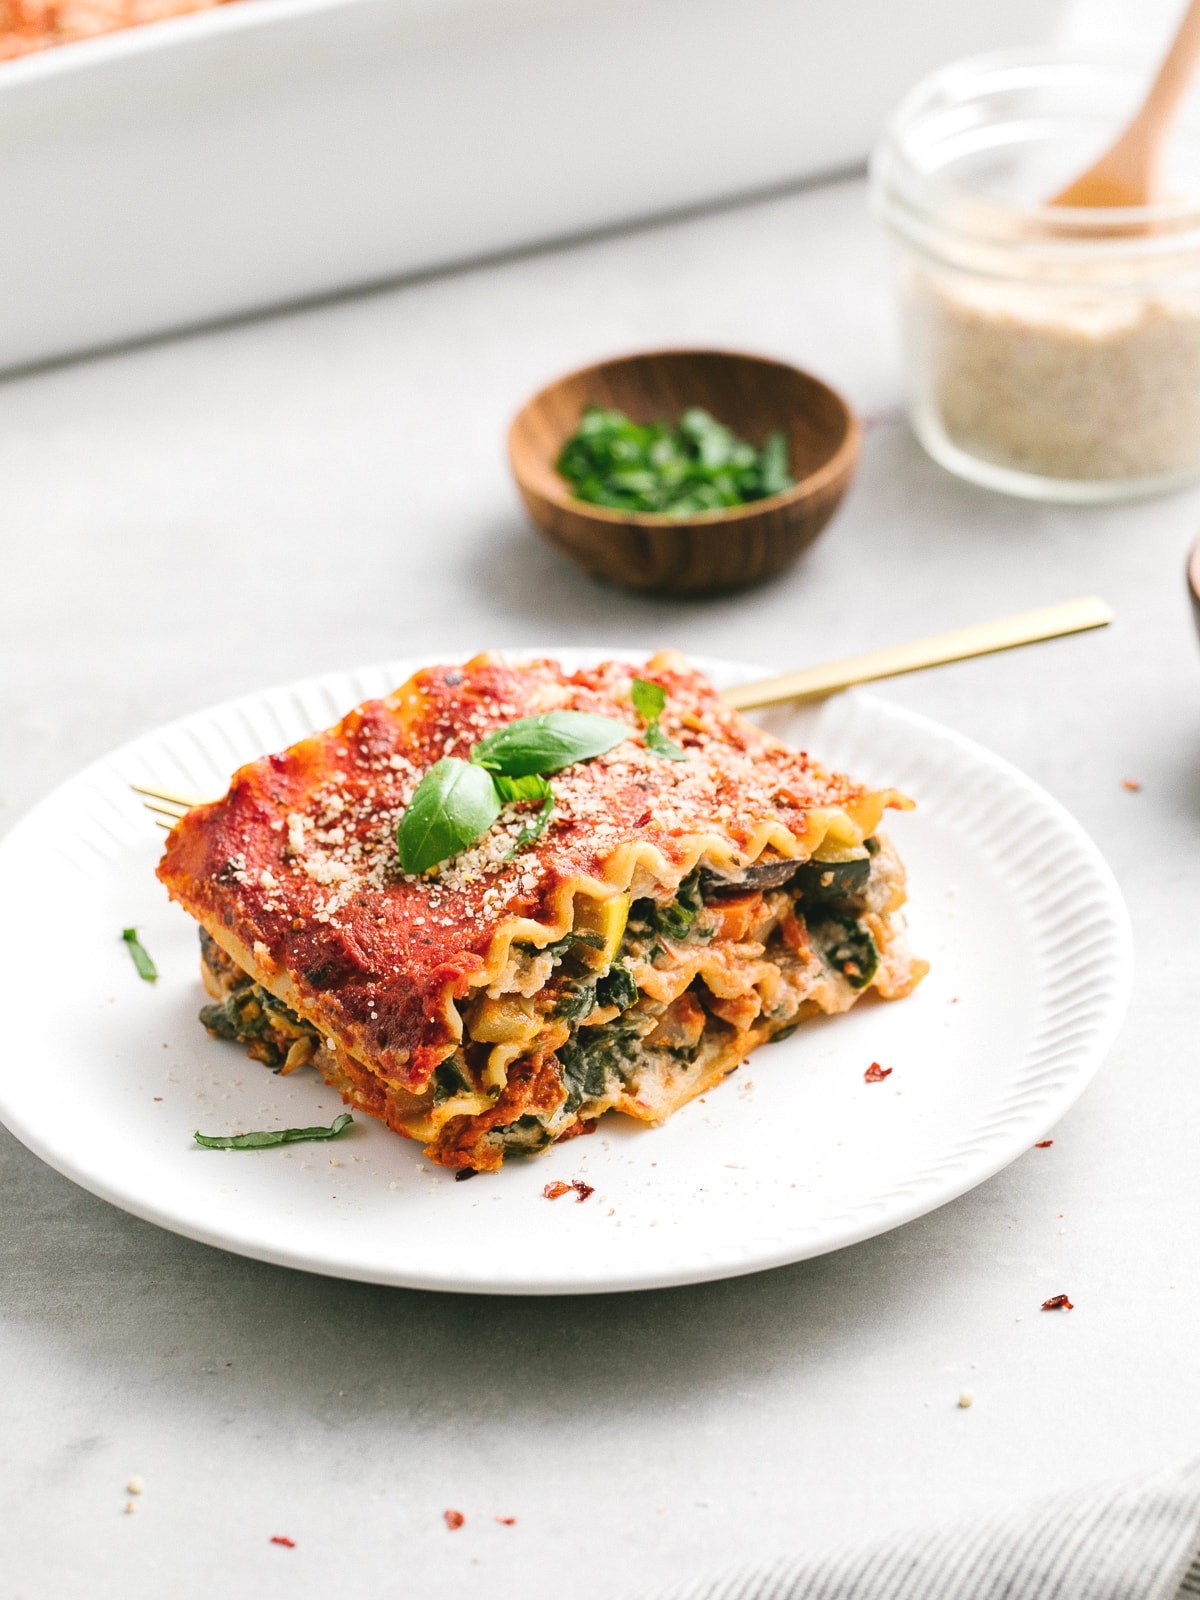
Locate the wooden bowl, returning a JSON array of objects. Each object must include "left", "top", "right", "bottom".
[{"left": 507, "top": 348, "right": 860, "bottom": 597}]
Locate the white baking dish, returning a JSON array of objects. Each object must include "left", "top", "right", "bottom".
[{"left": 0, "top": 0, "right": 1061, "bottom": 373}]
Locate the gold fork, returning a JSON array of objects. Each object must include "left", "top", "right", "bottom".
[
  {"left": 131, "top": 596, "right": 1112, "bottom": 823},
  {"left": 130, "top": 782, "right": 209, "bottom": 829}
]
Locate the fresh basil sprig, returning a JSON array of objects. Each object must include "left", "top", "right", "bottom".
[
  {"left": 492, "top": 772, "right": 553, "bottom": 804},
  {"left": 509, "top": 794, "right": 555, "bottom": 857},
  {"left": 495, "top": 774, "right": 555, "bottom": 859},
  {"left": 631, "top": 678, "right": 687, "bottom": 762},
  {"left": 194, "top": 1112, "right": 353, "bottom": 1150},
  {"left": 471, "top": 712, "right": 629, "bottom": 777},
  {"left": 396, "top": 711, "right": 633, "bottom": 875},
  {"left": 122, "top": 927, "right": 158, "bottom": 982},
  {"left": 396, "top": 757, "right": 502, "bottom": 875}
]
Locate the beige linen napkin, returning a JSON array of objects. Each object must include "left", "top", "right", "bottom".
[{"left": 646, "top": 1459, "right": 1200, "bottom": 1600}]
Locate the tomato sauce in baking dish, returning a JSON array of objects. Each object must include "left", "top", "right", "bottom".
[{"left": 0, "top": 0, "right": 234, "bottom": 59}]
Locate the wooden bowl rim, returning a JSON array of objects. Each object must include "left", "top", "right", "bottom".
[{"left": 507, "top": 346, "right": 861, "bottom": 531}]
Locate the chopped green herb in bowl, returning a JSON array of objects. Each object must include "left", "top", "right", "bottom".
[
  {"left": 557, "top": 405, "right": 793, "bottom": 518},
  {"left": 509, "top": 347, "right": 860, "bottom": 594}
]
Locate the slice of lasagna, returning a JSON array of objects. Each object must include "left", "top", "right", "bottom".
[{"left": 157, "top": 652, "right": 926, "bottom": 1171}]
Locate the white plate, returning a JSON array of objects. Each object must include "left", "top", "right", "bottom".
[{"left": 0, "top": 652, "right": 1131, "bottom": 1295}]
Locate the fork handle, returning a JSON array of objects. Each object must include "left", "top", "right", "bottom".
[{"left": 720, "top": 596, "right": 1113, "bottom": 711}]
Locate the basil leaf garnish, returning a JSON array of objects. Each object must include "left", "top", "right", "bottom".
[
  {"left": 471, "top": 711, "right": 629, "bottom": 777},
  {"left": 645, "top": 723, "right": 687, "bottom": 762},
  {"left": 507, "top": 792, "right": 555, "bottom": 858},
  {"left": 631, "top": 677, "right": 687, "bottom": 762},
  {"left": 494, "top": 773, "right": 557, "bottom": 859},
  {"left": 396, "top": 757, "right": 502, "bottom": 875},
  {"left": 122, "top": 927, "right": 158, "bottom": 982},
  {"left": 194, "top": 1112, "right": 353, "bottom": 1149},
  {"left": 395, "top": 705, "right": 634, "bottom": 874},
  {"left": 493, "top": 772, "right": 552, "bottom": 804},
  {"left": 630, "top": 677, "right": 666, "bottom": 723}
]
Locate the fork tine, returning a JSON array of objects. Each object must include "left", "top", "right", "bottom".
[
  {"left": 142, "top": 798, "right": 191, "bottom": 821},
  {"left": 131, "top": 781, "right": 208, "bottom": 808}
]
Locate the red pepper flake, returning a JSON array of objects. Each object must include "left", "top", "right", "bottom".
[
  {"left": 864, "top": 1061, "right": 892, "bottom": 1083},
  {"left": 1122, "top": 778, "right": 1142, "bottom": 792},
  {"left": 1034, "top": 1140, "right": 1054, "bottom": 1149},
  {"left": 444, "top": 1510, "right": 465, "bottom": 1530},
  {"left": 544, "top": 1179, "right": 594, "bottom": 1201},
  {"left": 1041, "top": 1293, "right": 1074, "bottom": 1311},
  {"left": 269, "top": 1536, "right": 296, "bottom": 1548},
  {"left": 495, "top": 1516, "right": 517, "bottom": 1526}
]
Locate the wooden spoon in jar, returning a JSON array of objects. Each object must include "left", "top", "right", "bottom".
[{"left": 1052, "top": 0, "right": 1200, "bottom": 207}]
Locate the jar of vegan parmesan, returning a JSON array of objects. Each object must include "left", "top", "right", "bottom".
[{"left": 870, "top": 49, "right": 1200, "bottom": 502}]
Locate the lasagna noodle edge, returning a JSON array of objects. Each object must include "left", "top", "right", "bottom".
[
  {"left": 191, "top": 852, "right": 924, "bottom": 1156},
  {"left": 169, "top": 789, "right": 910, "bottom": 1098}
]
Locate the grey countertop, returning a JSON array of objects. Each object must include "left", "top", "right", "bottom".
[{"left": 3, "top": 173, "right": 1200, "bottom": 1600}]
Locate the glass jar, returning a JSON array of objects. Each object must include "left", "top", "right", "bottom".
[{"left": 871, "top": 48, "right": 1200, "bottom": 502}]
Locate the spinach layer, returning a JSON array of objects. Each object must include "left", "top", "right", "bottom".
[{"left": 198, "top": 985, "right": 318, "bottom": 1070}]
